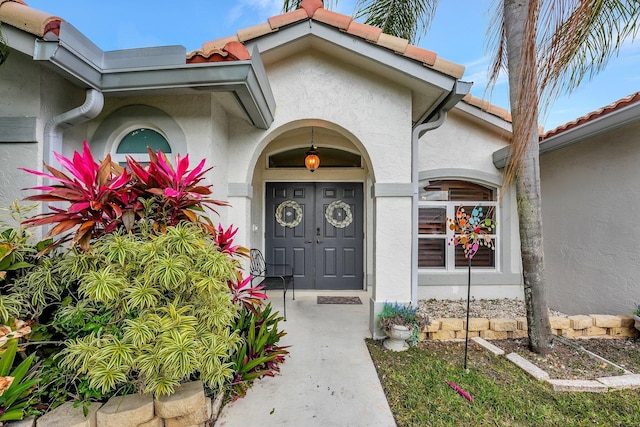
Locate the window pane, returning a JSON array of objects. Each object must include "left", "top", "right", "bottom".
[
  {"left": 454, "top": 244, "right": 495, "bottom": 268},
  {"left": 419, "top": 208, "right": 446, "bottom": 234},
  {"left": 117, "top": 128, "right": 171, "bottom": 154},
  {"left": 418, "top": 239, "right": 445, "bottom": 268},
  {"left": 455, "top": 205, "right": 496, "bottom": 223}
]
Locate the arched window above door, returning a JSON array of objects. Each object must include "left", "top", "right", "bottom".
[{"left": 268, "top": 147, "right": 361, "bottom": 169}]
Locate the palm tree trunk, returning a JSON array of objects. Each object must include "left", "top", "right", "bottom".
[{"left": 503, "top": 0, "right": 553, "bottom": 354}]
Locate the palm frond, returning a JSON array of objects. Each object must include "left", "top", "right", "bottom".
[
  {"left": 354, "top": 0, "right": 439, "bottom": 43},
  {"left": 539, "top": 0, "right": 640, "bottom": 102}
]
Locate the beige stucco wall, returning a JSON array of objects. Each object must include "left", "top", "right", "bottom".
[
  {"left": 416, "top": 109, "right": 523, "bottom": 300},
  {"left": 540, "top": 121, "right": 640, "bottom": 315},
  {"left": 86, "top": 94, "right": 233, "bottom": 226},
  {"left": 0, "top": 51, "right": 86, "bottom": 217}
]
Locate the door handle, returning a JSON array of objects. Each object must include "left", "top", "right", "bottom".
[
  {"left": 304, "top": 240, "right": 313, "bottom": 244},
  {"left": 316, "top": 240, "right": 323, "bottom": 244}
]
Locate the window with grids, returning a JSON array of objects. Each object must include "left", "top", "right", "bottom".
[
  {"left": 113, "top": 128, "right": 171, "bottom": 166},
  {"left": 418, "top": 180, "right": 497, "bottom": 270}
]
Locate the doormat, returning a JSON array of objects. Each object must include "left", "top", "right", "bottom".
[{"left": 317, "top": 296, "right": 362, "bottom": 305}]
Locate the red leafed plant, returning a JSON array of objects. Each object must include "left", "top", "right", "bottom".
[
  {"left": 228, "top": 271, "right": 268, "bottom": 313},
  {"left": 21, "top": 141, "right": 230, "bottom": 251},
  {"left": 20, "top": 141, "right": 134, "bottom": 251},
  {"left": 126, "top": 149, "right": 228, "bottom": 231}
]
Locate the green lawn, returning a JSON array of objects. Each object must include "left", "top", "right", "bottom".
[{"left": 366, "top": 339, "right": 640, "bottom": 427}]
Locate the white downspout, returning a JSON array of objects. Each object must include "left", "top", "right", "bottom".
[
  {"left": 411, "top": 111, "right": 447, "bottom": 306},
  {"left": 44, "top": 88, "right": 104, "bottom": 167}
]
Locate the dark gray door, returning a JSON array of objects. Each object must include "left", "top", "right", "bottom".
[{"left": 265, "top": 182, "right": 363, "bottom": 290}]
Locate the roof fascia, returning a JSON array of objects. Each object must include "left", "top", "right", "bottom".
[
  {"left": 2, "top": 23, "right": 38, "bottom": 56},
  {"left": 28, "top": 22, "right": 274, "bottom": 129},
  {"left": 492, "top": 98, "right": 640, "bottom": 169},
  {"left": 455, "top": 101, "right": 513, "bottom": 132},
  {"left": 244, "top": 20, "right": 456, "bottom": 92}
]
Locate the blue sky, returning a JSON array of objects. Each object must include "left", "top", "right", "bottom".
[{"left": 25, "top": 0, "right": 640, "bottom": 131}]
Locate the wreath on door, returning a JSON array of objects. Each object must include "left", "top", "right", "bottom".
[
  {"left": 325, "top": 200, "right": 353, "bottom": 228},
  {"left": 275, "top": 200, "right": 303, "bottom": 228}
]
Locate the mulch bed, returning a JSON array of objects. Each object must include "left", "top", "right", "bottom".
[{"left": 493, "top": 338, "right": 640, "bottom": 380}]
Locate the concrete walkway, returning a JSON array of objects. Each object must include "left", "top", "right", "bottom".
[{"left": 215, "top": 290, "right": 396, "bottom": 427}]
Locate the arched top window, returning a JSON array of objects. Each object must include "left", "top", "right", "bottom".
[
  {"left": 112, "top": 128, "right": 171, "bottom": 165},
  {"left": 420, "top": 180, "right": 494, "bottom": 202},
  {"left": 91, "top": 105, "right": 187, "bottom": 166}
]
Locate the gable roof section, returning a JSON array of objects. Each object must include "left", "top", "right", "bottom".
[{"left": 187, "top": 0, "right": 464, "bottom": 80}]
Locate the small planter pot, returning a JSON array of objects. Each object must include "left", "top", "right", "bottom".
[
  {"left": 634, "top": 315, "right": 640, "bottom": 331},
  {"left": 383, "top": 324, "right": 412, "bottom": 352}
]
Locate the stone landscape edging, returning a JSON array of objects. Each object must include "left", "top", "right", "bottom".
[
  {"left": 6, "top": 380, "right": 224, "bottom": 427},
  {"left": 421, "top": 314, "right": 638, "bottom": 341}
]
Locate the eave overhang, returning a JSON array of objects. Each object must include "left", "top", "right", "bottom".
[
  {"left": 492, "top": 97, "right": 640, "bottom": 169},
  {"left": 15, "top": 22, "right": 275, "bottom": 129}
]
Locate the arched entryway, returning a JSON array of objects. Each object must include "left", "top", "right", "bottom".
[{"left": 251, "top": 124, "right": 371, "bottom": 291}]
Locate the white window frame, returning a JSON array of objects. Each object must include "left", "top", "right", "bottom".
[
  {"left": 419, "top": 199, "right": 499, "bottom": 272},
  {"left": 111, "top": 124, "right": 172, "bottom": 165}
]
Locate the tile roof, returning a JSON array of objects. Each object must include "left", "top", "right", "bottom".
[
  {"left": 0, "top": 0, "right": 61, "bottom": 37},
  {"left": 187, "top": 0, "right": 464, "bottom": 78},
  {"left": 462, "top": 94, "right": 512, "bottom": 122},
  {"left": 542, "top": 91, "right": 640, "bottom": 139}
]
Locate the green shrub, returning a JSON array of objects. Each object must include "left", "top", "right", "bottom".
[
  {"left": 0, "top": 338, "right": 38, "bottom": 423},
  {"left": 43, "top": 223, "right": 241, "bottom": 397},
  {"left": 231, "top": 303, "right": 288, "bottom": 397}
]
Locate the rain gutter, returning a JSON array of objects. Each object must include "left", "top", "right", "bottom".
[
  {"left": 31, "top": 22, "right": 275, "bottom": 129},
  {"left": 44, "top": 88, "right": 104, "bottom": 167},
  {"left": 410, "top": 81, "right": 472, "bottom": 306}
]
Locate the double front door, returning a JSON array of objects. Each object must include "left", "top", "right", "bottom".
[{"left": 265, "top": 182, "right": 363, "bottom": 290}]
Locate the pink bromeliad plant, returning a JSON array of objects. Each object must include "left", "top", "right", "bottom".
[{"left": 20, "top": 141, "right": 230, "bottom": 251}]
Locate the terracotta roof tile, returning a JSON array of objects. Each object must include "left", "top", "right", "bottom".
[
  {"left": 430, "top": 57, "right": 465, "bottom": 79},
  {"left": 312, "top": 8, "right": 352, "bottom": 31},
  {"left": 542, "top": 91, "right": 640, "bottom": 139},
  {"left": 403, "top": 45, "right": 436, "bottom": 66},
  {"left": 268, "top": 9, "right": 308, "bottom": 30},
  {"left": 300, "top": 0, "right": 323, "bottom": 17},
  {"left": 187, "top": 41, "right": 251, "bottom": 64},
  {"left": 0, "top": 0, "right": 61, "bottom": 37},
  {"left": 237, "top": 22, "right": 277, "bottom": 42},
  {"left": 345, "top": 20, "right": 382, "bottom": 42},
  {"left": 201, "top": 35, "right": 241, "bottom": 54},
  {"left": 376, "top": 32, "right": 409, "bottom": 54},
  {"left": 188, "top": 0, "right": 464, "bottom": 79},
  {"left": 462, "top": 94, "right": 512, "bottom": 122}
]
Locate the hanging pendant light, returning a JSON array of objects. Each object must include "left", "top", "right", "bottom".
[{"left": 304, "top": 127, "right": 320, "bottom": 172}]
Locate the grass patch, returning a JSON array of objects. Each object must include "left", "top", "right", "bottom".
[{"left": 366, "top": 339, "right": 640, "bottom": 426}]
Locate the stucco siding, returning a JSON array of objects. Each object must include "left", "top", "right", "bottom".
[{"left": 541, "top": 121, "right": 640, "bottom": 315}]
